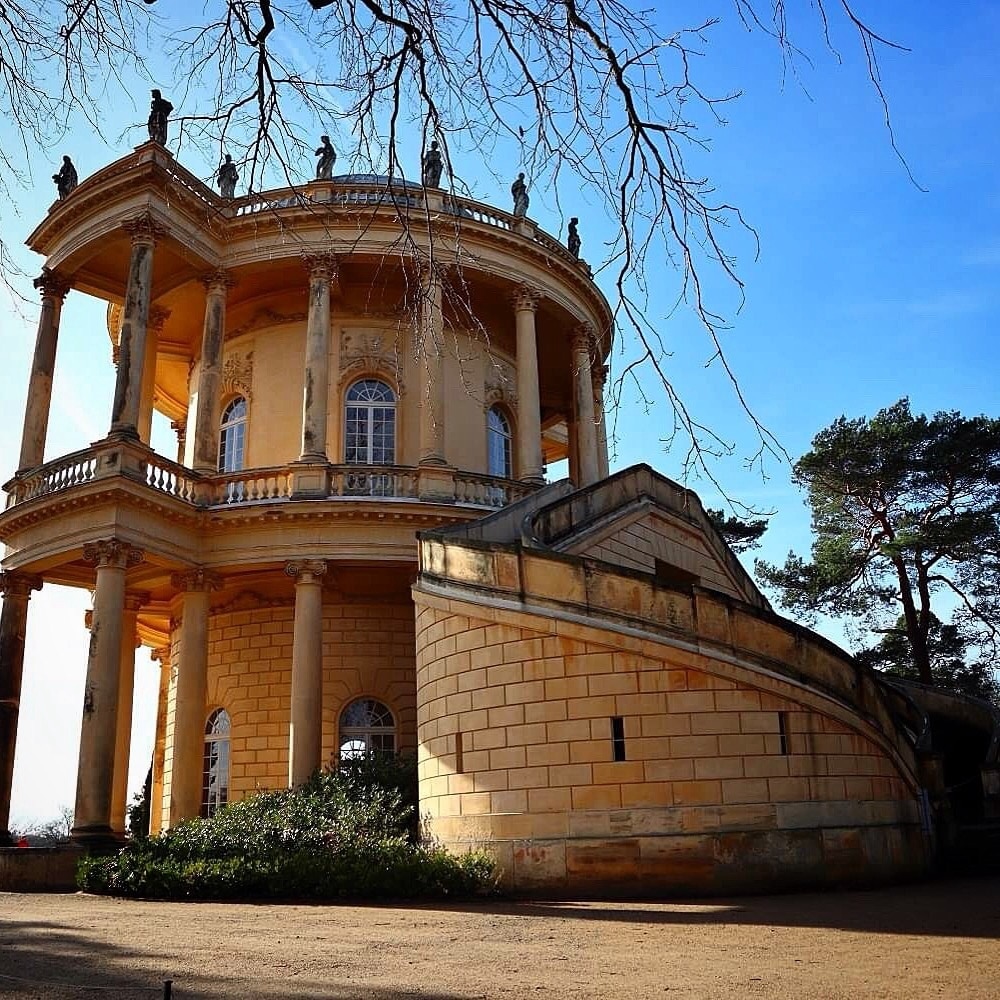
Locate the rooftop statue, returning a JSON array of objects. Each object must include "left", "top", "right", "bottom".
[
  {"left": 511, "top": 173, "right": 529, "bottom": 218},
  {"left": 148, "top": 89, "right": 173, "bottom": 145},
  {"left": 567, "top": 217, "right": 581, "bottom": 259},
  {"left": 217, "top": 154, "right": 238, "bottom": 199},
  {"left": 315, "top": 135, "right": 337, "bottom": 180},
  {"left": 52, "top": 156, "right": 78, "bottom": 200},
  {"left": 422, "top": 141, "right": 443, "bottom": 188}
]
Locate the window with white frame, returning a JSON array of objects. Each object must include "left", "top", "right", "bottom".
[
  {"left": 344, "top": 380, "right": 395, "bottom": 464},
  {"left": 338, "top": 698, "right": 396, "bottom": 760},
  {"left": 487, "top": 405, "right": 512, "bottom": 478},
  {"left": 218, "top": 397, "right": 247, "bottom": 473},
  {"left": 201, "top": 708, "right": 231, "bottom": 818}
]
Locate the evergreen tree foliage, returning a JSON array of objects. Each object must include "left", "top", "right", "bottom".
[
  {"left": 757, "top": 399, "right": 1000, "bottom": 693},
  {"left": 706, "top": 508, "right": 768, "bottom": 554}
]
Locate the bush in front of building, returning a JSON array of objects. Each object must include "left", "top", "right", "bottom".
[{"left": 76, "top": 760, "right": 496, "bottom": 900}]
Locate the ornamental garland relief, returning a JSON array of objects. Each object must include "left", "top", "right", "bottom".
[
  {"left": 222, "top": 351, "right": 254, "bottom": 400},
  {"left": 340, "top": 327, "right": 405, "bottom": 394},
  {"left": 484, "top": 356, "right": 517, "bottom": 409}
]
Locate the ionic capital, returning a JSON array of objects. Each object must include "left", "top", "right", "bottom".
[
  {"left": 171, "top": 567, "right": 224, "bottom": 593},
  {"left": 32, "top": 267, "right": 71, "bottom": 302},
  {"left": 510, "top": 285, "right": 540, "bottom": 313},
  {"left": 571, "top": 323, "right": 596, "bottom": 356},
  {"left": 151, "top": 646, "right": 171, "bottom": 667},
  {"left": 301, "top": 253, "right": 339, "bottom": 282},
  {"left": 83, "top": 539, "right": 145, "bottom": 570},
  {"left": 123, "top": 211, "right": 166, "bottom": 246},
  {"left": 0, "top": 571, "right": 43, "bottom": 599},
  {"left": 285, "top": 559, "right": 327, "bottom": 585},
  {"left": 147, "top": 304, "right": 172, "bottom": 332},
  {"left": 200, "top": 269, "right": 237, "bottom": 294}
]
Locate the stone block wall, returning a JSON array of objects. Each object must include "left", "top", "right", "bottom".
[
  {"left": 156, "top": 597, "right": 416, "bottom": 827},
  {"left": 414, "top": 589, "right": 927, "bottom": 895}
]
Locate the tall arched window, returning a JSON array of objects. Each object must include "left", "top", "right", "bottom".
[
  {"left": 201, "top": 708, "right": 231, "bottom": 818},
  {"left": 344, "top": 379, "right": 396, "bottom": 465},
  {"left": 218, "top": 397, "right": 247, "bottom": 473},
  {"left": 338, "top": 698, "right": 396, "bottom": 760},
  {"left": 487, "top": 406, "right": 513, "bottom": 478}
]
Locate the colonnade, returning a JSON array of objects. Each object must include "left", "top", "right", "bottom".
[{"left": 16, "top": 214, "right": 609, "bottom": 493}]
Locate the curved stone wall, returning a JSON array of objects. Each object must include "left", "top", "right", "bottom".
[{"left": 413, "top": 541, "right": 930, "bottom": 895}]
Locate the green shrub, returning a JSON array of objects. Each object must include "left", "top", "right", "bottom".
[{"left": 77, "top": 762, "right": 497, "bottom": 901}]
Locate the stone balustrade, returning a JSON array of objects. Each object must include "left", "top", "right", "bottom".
[{"left": 3, "top": 441, "right": 536, "bottom": 512}]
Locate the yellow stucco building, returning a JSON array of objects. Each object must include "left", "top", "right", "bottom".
[{"left": 2, "top": 139, "right": 994, "bottom": 894}]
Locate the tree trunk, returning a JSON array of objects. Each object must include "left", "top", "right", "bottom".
[{"left": 894, "top": 556, "right": 933, "bottom": 685}]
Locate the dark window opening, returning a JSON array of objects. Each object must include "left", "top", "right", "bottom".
[
  {"left": 654, "top": 559, "right": 699, "bottom": 591},
  {"left": 611, "top": 716, "right": 626, "bottom": 761},
  {"left": 778, "top": 711, "right": 789, "bottom": 755},
  {"left": 456, "top": 731, "right": 465, "bottom": 774}
]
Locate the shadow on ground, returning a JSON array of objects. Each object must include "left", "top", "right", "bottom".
[{"left": 0, "top": 918, "right": 471, "bottom": 999}]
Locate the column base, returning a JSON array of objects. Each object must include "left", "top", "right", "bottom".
[
  {"left": 418, "top": 464, "right": 456, "bottom": 502},
  {"left": 70, "top": 824, "right": 118, "bottom": 851},
  {"left": 106, "top": 424, "right": 141, "bottom": 442},
  {"left": 290, "top": 462, "right": 331, "bottom": 499}
]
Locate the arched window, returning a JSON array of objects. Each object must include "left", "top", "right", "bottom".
[
  {"left": 201, "top": 708, "right": 231, "bottom": 818},
  {"left": 487, "top": 406, "right": 512, "bottom": 478},
  {"left": 218, "top": 397, "right": 247, "bottom": 473},
  {"left": 338, "top": 698, "right": 396, "bottom": 760},
  {"left": 345, "top": 379, "right": 396, "bottom": 465}
]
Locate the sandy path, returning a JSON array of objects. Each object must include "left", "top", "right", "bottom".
[{"left": 0, "top": 877, "right": 997, "bottom": 998}]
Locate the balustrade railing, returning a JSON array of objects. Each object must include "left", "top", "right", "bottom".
[
  {"left": 4, "top": 446, "right": 534, "bottom": 514},
  {"left": 9, "top": 449, "right": 98, "bottom": 505},
  {"left": 207, "top": 467, "right": 295, "bottom": 505},
  {"left": 146, "top": 454, "right": 197, "bottom": 503}
]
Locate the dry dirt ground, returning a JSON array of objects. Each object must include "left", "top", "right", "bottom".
[{"left": 1, "top": 877, "right": 998, "bottom": 999}]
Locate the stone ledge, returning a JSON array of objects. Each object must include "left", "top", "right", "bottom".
[{"left": 0, "top": 845, "right": 84, "bottom": 892}]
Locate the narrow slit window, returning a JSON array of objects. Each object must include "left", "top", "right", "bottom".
[
  {"left": 778, "top": 711, "right": 789, "bottom": 755},
  {"left": 611, "top": 716, "right": 626, "bottom": 761},
  {"left": 456, "top": 731, "right": 464, "bottom": 774}
]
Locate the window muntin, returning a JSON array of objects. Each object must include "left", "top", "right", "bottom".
[
  {"left": 218, "top": 397, "right": 247, "bottom": 473},
  {"left": 487, "top": 406, "right": 512, "bottom": 478},
  {"left": 201, "top": 708, "right": 231, "bottom": 818},
  {"left": 338, "top": 698, "right": 396, "bottom": 760},
  {"left": 345, "top": 380, "right": 396, "bottom": 465}
]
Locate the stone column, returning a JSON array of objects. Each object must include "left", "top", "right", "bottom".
[
  {"left": 286, "top": 560, "right": 327, "bottom": 786},
  {"left": 110, "top": 214, "right": 162, "bottom": 439},
  {"left": 0, "top": 573, "right": 42, "bottom": 844},
  {"left": 149, "top": 646, "right": 171, "bottom": 836},
  {"left": 419, "top": 265, "right": 446, "bottom": 466},
  {"left": 18, "top": 271, "right": 70, "bottom": 473},
  {"left": 300, "top": 255, "right": 336, "bottom": 461},
  {"left": 571, "top": 324, "right": 600, "bottom": 487},
  {"left": 594, "top": 363, "right": 610, "bottom": 480},
  {"left": 138, "top": 306, "right": 170, "bottom": 445},
  {"left": 192, "top": 272, "right": 234, "bottom": 474},
  {"left": 168, "top": 568, "right": 221, "bottom": 826},
  {"left": 513, "top": 286, "right": 544, "bottom": 484},
  {"left": 73, "top": 540, "right": 143, "bottom": 842},
  {"left": 110, "top": 592, "right": 146, "bottom": 835},
  {"left": 171, "top": 420, "right": 187, "bottom": 466}
]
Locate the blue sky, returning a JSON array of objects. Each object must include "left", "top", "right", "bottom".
[{"left": 2, "top": 1, "right": 999, "bottom": 826}]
